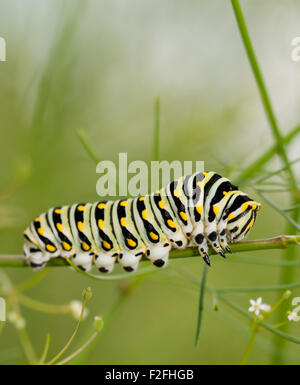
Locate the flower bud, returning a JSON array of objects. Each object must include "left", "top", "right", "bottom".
[{"left": 94, "top": 316, "right": 104, "bottom": 332}]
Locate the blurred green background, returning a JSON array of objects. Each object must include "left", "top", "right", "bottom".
[{"left": 0, "top": 0, "right": 299, "bottom": 365}]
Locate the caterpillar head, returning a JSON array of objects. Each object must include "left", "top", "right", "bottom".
[{"left": 225, "top": 195, "right": 261, "bottom": 243}]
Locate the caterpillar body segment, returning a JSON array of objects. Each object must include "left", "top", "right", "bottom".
[
  {"left": 150, "top": 188, "right": 187, "bottom": 251},
  {"left": 91, "top": 201, "right": 119, "bottom": 274},
  {"left": 134, "top": 195, "right": 171, "bottom": 268},
  {"left": 112, "top": 198, "right": 146, "bottom": 272},
  {"left": 23, "top": 172, "right": 261, "bottom": 273}
]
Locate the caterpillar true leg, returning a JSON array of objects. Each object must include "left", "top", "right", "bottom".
[
  {"left": 206, "top": 229, "right": 226, "bottom": 258},
  {"left": 192, "top": 231, "right": 211, "bottom": 266}
]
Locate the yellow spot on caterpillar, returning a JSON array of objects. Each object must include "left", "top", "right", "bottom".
[
  {"left": 37, "top": 228, "right": 44, "bottom": 236},
  {"left": 98, "top": 203, "right": 106, "bottom": 209},
  {"left": 62, "top": 242, "right": 71, "bottom": 251},
  {"left": 196, "top": 206, "right": 203, "bottom": 215},
  {"left": 139, "top": 197, "right": 145, "bottom": 201},
  {"left": 248, "top": 202, "right": 258, "bottom": 211},
  {"left": 149, "top": 232, "right": 159, "bottom": 240},
  {"left": 180, "top": 211, "right": 187, "bottom": 221},
  {"left": 77, "top": 221, "right": 83, "bottom": 232},
  {"left": 241, "top": 202, "right": 249, "bottom": 212},
  {"left": 35, "top": 217, "right": 40, "bottom": 222},
  {"left": 102, "top": 241, "right": 111, "bottom": 250},
  {"left": 120, "top": 200, "right": 127, "bottom": 206},
  {"left": 213, "top": 206, "right": 220, "bottom": 216},
  {"left": 156, "top": 190, "right": 160, "bottom": 194},
  {"left": 158, "top": 200, "right": 164, "bottom": 209},
  {"left": 227, "top": 213, "right": 235, "bottom": 221},
  {"left": 54, "top": 208, "right": 61, "bottom": 214},
  {"left": 223, "top": 191, "right": 227, "bottom": 196},
  {"left": 167, "top": 219, "right": 176, "bottom": 229},
  {"left": 77, "top": 205, "right": 85, "bottom": 211},
  {"left": 46, "top": 244, "right": 56, "bottom": 252},
  {"left": 98, "top": 219, "right": 103, "bottom": 230},
  {"left": 82, "top": 242, "right": 90, "bottom": 251},
  {"left": 142, "top": 210, "right": 147, "bottom": 220},
  {"left": 203, "top": 172, "right": 208, "bottom": 176},
  {"left": 246, "top": 218, "right": 255, "bottom": 230},
  {"left": 174, "top": 189, "right": 180, "bottom": 198},
  {"left": 56, "top": 223, "right": 63, "bottom": 232},
  {"left": 120, "top": 217, "right": 126, "bottom": 227},
  {"left": 127, "top": 238, "right": 137, "bottom": 247}
]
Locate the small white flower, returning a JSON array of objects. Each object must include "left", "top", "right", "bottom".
[
  {"left": 8, "top": 311, "right": 26, "bottom": 329},
  {"left": 69, "top": 300, "right": 88, "bottom": 321},
  {"left": 248, "top": 297, "right": 271, "bottom": 317},
  {"left": 8, "top": 311, "right": 18, "bottom": 323},
  {"left": 15, "top": 317, "right": 26, "bottom": 329},
  {"left": 287, "top": 311, "right": 299, "bottom": 322}
]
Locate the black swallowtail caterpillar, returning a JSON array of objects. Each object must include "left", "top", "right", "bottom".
[{"left": 23, "top": 171, "right": 261, "bottom": 273}]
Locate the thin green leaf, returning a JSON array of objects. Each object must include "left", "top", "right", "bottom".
[
  {"left": 39, "top": 334, "right": 51, "bottom": 365},
  {"left": 254, "top": 157, "right": 300, "bottom": 185},
  {"left": 76, "top": 129, "right": 100, "bottom": 164},
  {"left": 231, "top": 0, "right": 298, "bottom": 191},
  {"left": 153, "top": 95, "right": 160, "bottom": 161},
  {"left": 236, "top": 125, "right": 300, "bottom": 185},
  {"left": 257, "top": 191, "right": 300, "bottom": 231},
  {"left": 66, "top": 257, "right": 158, "bottom": 281},
  {"left": 195, "top": 264, "right": 208, "bottom": 347}
]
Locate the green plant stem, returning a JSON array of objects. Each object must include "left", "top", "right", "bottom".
[
  {"left": 56, "top": 330, "right": 99, "bottom": 365},
  {"left": 231, "top": 0, "right": 297, "bottom": 191},
  {"left": 47, "top": 298, "right": 88, "bottom": 365},
  {"left": 1, "top": 235, "right": 299, "bottom": 268},
  {"left": 228, "top": 255, "right": 300, "bottom": 267},
  {"left": 254, "top": 157, "right": 300, "bottom": 185},
  {"left": 284, "top": 203, "right": 300, "bottom": 212},
  {"left": 178, "top": 270, "right": 300, "bottom": 346},
  {"left": 39, "top": 334, "right": 51, "bottom": 365},
  {"left": 17, "top": 292, "right": 70, "bottom": 315},
  {"left": 273, "top": 213, "right": 300, "bottom": 364},
  {"left": 272, "top": 320, "right": 289, "bottom": 330},
  {"left": 257, "top": 191, "right": 300, "bottom": 231},
  {"left": 217, "top": 281, "right": 300, "bottom": 294},
  {"left": 153, "top": 95, "right": 160, "bottom": 162},
  {"left": 66, "top": 257, "right": 158, "bottom": 281},
  {"left": 240, "top": 324, "right": 258, "bottom": 365},
  {"left": 17, "top": 326, "right": 38, "bottom": 365},
  {"left": 195, "top": 264, "right": 208, "bottom": 347},
  {"left": 15, "top": 269, "right": 48, "bottom": 292},
  {"left": 230, "top": 9, "right": 300, "bottom": 364},
  {"left": 76, "top": 129, "right": 100, "bottom": 164},
  {"left": 214, "top": 293, "right": 300, "bottom": 345},
  {"left": 69, "top": 277, "right": 144, "bottom": 364},
  {"left": 236, "top": 125, "right": 300, "bottom": 185},
  {"left": 0, "top": 322, "right": 5, "bottom": 337}
]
